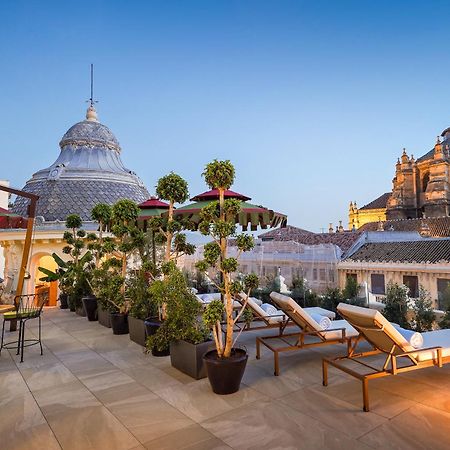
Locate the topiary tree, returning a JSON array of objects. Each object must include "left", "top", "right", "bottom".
[
  {"left": 155, "top": 172, "right": 190, "bottom": 262},
  {"left": 195, "top": 160, "right": 259, "bottom": 358},
  {"left": 410, "top": 286, "right": 435, "bottom": 332},
  {"left": 111, "top": 199, "right": 142, "bottom": 294},
  {"left": 383, "top": 282, "right": 409, "bottom": 328}
]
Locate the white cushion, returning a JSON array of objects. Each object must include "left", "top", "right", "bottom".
[
  {"left": 414, "top": 329, "right": 450, "bottom": 362},
  {"left": 260, "top": 303, "right": 278, "bottom": 316},
  {"left": 304, "top": 307, "right": 336, "bottom": 320}
]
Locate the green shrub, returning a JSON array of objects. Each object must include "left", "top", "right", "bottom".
[
  {"left": 410, "top": 286, "right": 435, "bottom": 332},
  {"left": 383, "top": 282, "right": 409, "bottom": 328}
]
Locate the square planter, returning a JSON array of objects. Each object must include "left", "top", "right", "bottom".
[
  {"left": 170, "top": 340, "right": 215, "bottom": 380},
  {"left": 98, "top": 305, "right": 111, "bottom": 328},
  {"left": 128, "top": 316, "right": 146, "bottom": 346}
]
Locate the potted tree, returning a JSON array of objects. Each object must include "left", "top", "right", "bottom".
[
  {"left": 147, "top": 264, "right": 211, "bottom": 373},
  {"left": 82, "top": 203, "right": 113, "bottom": 321},
  {"left": 127, "top": 266, "right": 156, "bottom": 346},
  {"left": 144, "top": 173, "right": 195, "bottom": 351},
  {"left": 195, "top": 159, "right": 259, "bottom": 394}
]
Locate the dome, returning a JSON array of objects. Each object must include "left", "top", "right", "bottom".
[
  {"left": 13, "top": 107, "right": 149, "bottom": 221},
  {"left": 59, "top": 120, "right": 120, "bottom": 152}
]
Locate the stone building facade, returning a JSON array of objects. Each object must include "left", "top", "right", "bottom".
[{"left": 348, "top": 127, "right": 450, "bottom": 228}]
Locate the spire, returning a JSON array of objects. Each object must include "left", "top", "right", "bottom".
[{"left": 85, "top": 64, "right": 98, "bottom": 122}]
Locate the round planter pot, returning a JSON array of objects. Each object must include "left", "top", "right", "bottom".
[
  {"left": 82, "top": 296, "right": 98, "bottom": 321},
  {"left": 110, "top": 313, "right": 129, "bottom": 335},
  {"left": 144, "top": 318, "right": 170, "bottom": 357},
  {"left": 75, "top": 305, "right": 86, "bottom": 317},
  {"left": 59, "top": 293, "right": 68, "bottom": 309},
  {"left": 203, "top": 348, "right": 248, "bottom": 395}
]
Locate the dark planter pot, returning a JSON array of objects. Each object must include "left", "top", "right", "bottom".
[
  {"left": 82, "top": 296, "right": 98, "bottom": 321},
  {"left": 128, "top": 316, "right": 146, "bottom": 346},
  {"left": 110, "top": 313, "right": 129, "bottom": 335},
  {"left": 75, "top": 304, "right": 86, "bottom": 317},
  {"left": 170, "top": 340, "right": 215, "bottom": 380},
  {"left": 203, "top": 348, "right": 248, "bottom": 395},
  {"left": 144, "top": 318, "right": 170, "bottom": 357},
  {"left": 59, "top": 293, "right": 68, "bottom": 309},
  {"left": 98, "top": 305, "right": 111, "bottom": 328}
]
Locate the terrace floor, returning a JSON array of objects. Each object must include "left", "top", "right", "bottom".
[{"left": 1, "top": 308, "right": 450, "bottom": 450}]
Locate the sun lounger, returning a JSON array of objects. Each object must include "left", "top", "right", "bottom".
[
  {"left": 322, "top": 302, "right": 450, "bottom": 411},
  {"left": 255, "top": 292, "right": 359, "bottom": 376}
]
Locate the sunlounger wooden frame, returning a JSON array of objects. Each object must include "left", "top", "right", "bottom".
[
  {"left": 323, "top": 308, "right": 450, "bottom": 412},
  {"left": 256, "top": 293, "right": 358, "bottom": 376}
]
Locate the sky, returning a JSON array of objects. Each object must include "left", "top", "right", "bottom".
[{"left": 1, "top": 0, "right": 450, "bottom": 232}]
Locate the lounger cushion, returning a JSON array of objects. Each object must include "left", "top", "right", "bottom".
[
  {"left": 414, "top": 329, "right": 450, "bottom": 362},
  {"left": 337, "top": 303, "right": 414, "bottom": 355},
  {"left": 304, "top": 307, "right": 336, "bottom": 320},
  {"left": 322, "top": 319, "right": 359, "bottom": 340}
]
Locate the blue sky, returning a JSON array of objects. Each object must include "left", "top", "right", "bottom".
[{"left": 1, "top": 0, "right": 449, "bottom": 231}]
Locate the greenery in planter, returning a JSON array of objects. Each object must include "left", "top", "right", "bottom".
[
  {"left": 195, "top": 159, "right": 259, "bottom": 358},
  {"left": 146, "top": 263, "right": 209, "bottom": 352},
  {"left": 89, "top": 203, "right": 112, "bottom": 268},
  {"left": 39, "top": 214, "right": 93, "bottom": 310},
  {"left": 110, "top": 199, "right": 143, "bottom": 293},
  {"left": 409, "top": 286, "right": 435, "bottom": 332},
  {"left": 127, "top": 266, "right": 157, "bottom": 320},
  {"left": 150, "top": 172, "right": 194, "bottom": 263},
  {"left": 383, "top": 282, "right": 410, "bottom": 328}
]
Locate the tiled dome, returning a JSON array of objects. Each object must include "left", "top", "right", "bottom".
[{"left": 13, "top": 107, "right": 149, "bottom": 221}]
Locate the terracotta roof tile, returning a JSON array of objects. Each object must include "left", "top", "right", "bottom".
[
  {"left": 359, "top": 192, "right": 391, "bottom": 210},
  {"left": 260, "top": 225, "right": 361, "bottom": 252},
  {"left": 346, "top": 239, "right": 450, "bottom": 264},
  {"left": 359, "top": 217, "right": 450, "bottom": 237}
]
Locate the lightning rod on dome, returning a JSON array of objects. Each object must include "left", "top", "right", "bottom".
[{"left": 86, "top": 63, "right": 98, "bottom": 122}]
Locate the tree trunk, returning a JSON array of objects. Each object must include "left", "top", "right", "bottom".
[{"left": 165, "top": 200, "right": 174, "bottom": 262}]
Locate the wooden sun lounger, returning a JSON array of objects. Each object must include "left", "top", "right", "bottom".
[
  {"left": 256, "top": 292, "right": 359, "bottom": 376},
  {"left": 322, "top": 302, "right": 450, "bottom": 412}
]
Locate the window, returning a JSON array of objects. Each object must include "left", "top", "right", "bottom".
[
  {"left": 437, "top": 279, "right": 450, "bottom": 310},
  {"left": 347, "top": 273, "right": 357, "bottom": 282},
  {"left": 371, "top": 274, "right": 385, "bottom": 295},
  {"left": 329, "top": 270, "right": 335, "bottom": 283},
  {"left": 319, "top": 269, "right": 326, "bottom": 281},
  {"left": 313, "top": 269, "right": 318, "bottom": 281},
  {"left": 403, "top": 275, "right": 419, "bottom": 298}
]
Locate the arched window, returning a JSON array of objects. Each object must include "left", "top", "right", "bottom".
[{"left": 422, "top": 172, "right": 430, "bottom": 192}]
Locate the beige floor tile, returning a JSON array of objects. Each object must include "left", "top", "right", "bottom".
[
  {"left": 108, "top": 395, "right": 195, "bottom": 443},
  {"left": 279, "top": 386, "right": 387, "bottom": 439},
  {"left": 2, "top": 422, "right": 61, "bottom": 450},
  {"left": 44, "top": 404, "right": 140, "bottom": 450},
  {"left": 241, "top": 362, "right": 303, "bottom": 398},
  {"left": 99, "top": 347, "right": 149, "bottom": 369},
  {"left": 20, "top": 363, "right": 77, "bottom": 392},
  {"left": 144, "top": 424, "right": 230, "bottom": 450},
  {"left": 360, "top": 404, "right": 450, "bottom": 449},
  {"left": 124, "top": 363, "right": 183, "bottom": 392},
  {"left": 33, "top": 380, "right": 100, "bottom": 416},
  {"left": 319, "top": 378, "right": 415, "bottom": 418},
  {"left": 155, "top": 378, "right": 266, "bottom": 422},
  {"left": 202, "top": 398, "right": 373, "bottom": 450}
]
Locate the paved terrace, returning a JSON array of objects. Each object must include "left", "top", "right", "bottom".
[{"left": 1, "top": 308, "right": 450, "bottom": 450}]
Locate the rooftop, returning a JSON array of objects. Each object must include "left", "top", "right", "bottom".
[
  {"left": 2, "top": 308, "right": 450, "bottom": 449},
  {"left": 260, "top": 225, "right": 361, "bottom": 252},
  {"left": 359, "top": 192, "right": 391, "bottom": 211},
  {"left": 359, "top": 217, "right": 450, "bottom": 237},
  {"left": 345, "top": 239, "right": 450, "bottom": 263}
]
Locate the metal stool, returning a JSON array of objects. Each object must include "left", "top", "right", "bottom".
[{"left": 0, "top": 292, "right": 48, "bottom": 362}]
